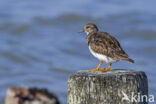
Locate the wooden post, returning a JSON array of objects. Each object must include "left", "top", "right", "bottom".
[{"left": 68, "top": 70, "right": 148, "bottom": 104}]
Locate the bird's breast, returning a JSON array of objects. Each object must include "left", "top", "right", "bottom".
[{"left": 89, "top": 46, "right": 117, "bottom": 63}]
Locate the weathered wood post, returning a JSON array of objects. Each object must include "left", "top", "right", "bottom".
[{"left": 68, "top": 70, "right": 148, "bottom": 104}]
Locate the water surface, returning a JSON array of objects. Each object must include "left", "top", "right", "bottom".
[{"left": 0, "top": 0, "right": 156, "bottom": 103}]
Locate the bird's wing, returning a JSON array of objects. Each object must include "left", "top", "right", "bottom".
[{"left": 88, "top": 32, "right": 129, "bottom": 60}]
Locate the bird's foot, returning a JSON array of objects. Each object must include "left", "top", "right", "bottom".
[
  {"left": 89, "top": 68, "right": 99, "bottom": 72},
  {"left": 101, "top": 68, "right": 110, "bottom": 72}
]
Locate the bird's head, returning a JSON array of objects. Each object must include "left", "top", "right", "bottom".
[{"left": 80, "top": 23, "right": 98, "bottom": 35}]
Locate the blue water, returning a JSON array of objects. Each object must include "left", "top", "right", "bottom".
[{"left": 0, "top": 0, "right": 156, "bottom": 103}]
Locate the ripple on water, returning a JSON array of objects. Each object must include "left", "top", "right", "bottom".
[
  {"left": 51, "top": 67, "right": 72, "bottom": 74},
  {"left": 2, "top": 51, "right": 28, "bottom": 64},
  {"left": 11, "top": 24, "right": 31, "bottom": 35},
  {"left": 35, "top": 13, "right": 101, "bottom": 26},
  {"left": 0, "top": 22, "right": 12, "bottom": 31}
]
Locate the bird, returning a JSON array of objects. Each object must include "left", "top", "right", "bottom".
[{"left": 80, "top": 23, "right": 134, "bottom": 72}]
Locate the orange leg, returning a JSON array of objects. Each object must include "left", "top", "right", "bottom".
[
  {"left": 89, "top": 60, "right": 103, "bottom": 72},
  {"left": 101, "top": 63, "right": 112, "bottom": 72}
]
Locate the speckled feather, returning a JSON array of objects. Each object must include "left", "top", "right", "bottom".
[{"left": 87, "top": 31, "right": 134, "bottom": 63}]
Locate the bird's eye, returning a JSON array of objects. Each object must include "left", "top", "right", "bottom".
[{"left": 86, "top": 26, "right": 89, "bottom": 29}]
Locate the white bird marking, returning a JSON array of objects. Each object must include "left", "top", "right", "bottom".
[{"left": 89, "top": 46, "right": 117, "bottom": 64}]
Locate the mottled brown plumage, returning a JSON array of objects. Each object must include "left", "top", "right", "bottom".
[
  {"left": 87, "top": 31, "right": 134, "bottom": 63},
  {"left": 80, "top": 23, "right": 134, "bottom": 72}
]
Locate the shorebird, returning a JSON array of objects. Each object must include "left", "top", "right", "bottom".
[{"left": 80, "top": 23, "right": 134, "bottom": 72}]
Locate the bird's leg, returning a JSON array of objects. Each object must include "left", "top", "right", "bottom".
[
  {"left": 101, "top": 63, "right": 112, "bottom": 72},
  {"left": 105, "top": 63, "right": 112, "bottom": 71},
  {"left": 89, "top": 60, "right": 103, "bottom": 72}
]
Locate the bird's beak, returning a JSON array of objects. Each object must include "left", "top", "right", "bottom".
[{"left": 80, "top": 29, "right": 85, "bottom": 32}]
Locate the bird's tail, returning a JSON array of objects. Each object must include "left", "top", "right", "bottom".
[{"left": 124, "top": 58, "right": 134, "bottom": 63}]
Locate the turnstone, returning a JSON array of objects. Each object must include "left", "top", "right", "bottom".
[{"left": 80, "top": 23, "right": 134, "bottom": 72}]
